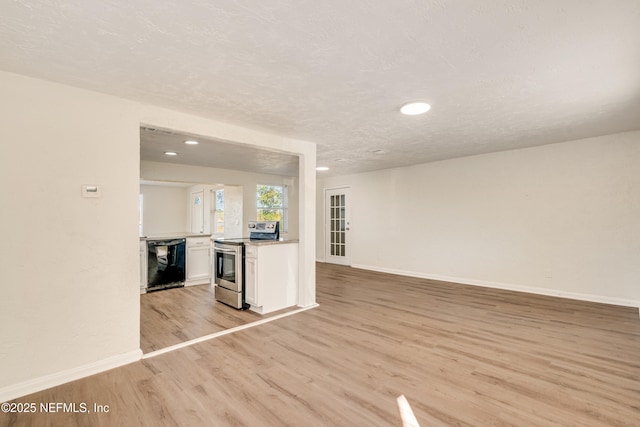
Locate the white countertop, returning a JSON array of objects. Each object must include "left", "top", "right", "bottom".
[
  {"left": 244, "top": 239, "right": 299, "bottom": 246},
  {"left": 141, "top": 232, "right": 211, "bottom": 241},
  {"left": 212, "top": 237, "right": 299, "bottom": 246}
]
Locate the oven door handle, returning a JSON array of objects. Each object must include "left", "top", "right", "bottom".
[{"left": 214, "top": 247, "right": 238, "bottom": 253}]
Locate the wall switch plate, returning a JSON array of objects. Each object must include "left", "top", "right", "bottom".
[{"left": 82, "top": 185, "right": 101, "bottom": 198}]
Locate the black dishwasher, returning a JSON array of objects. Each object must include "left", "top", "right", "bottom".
[{"left": 146, "top": 239, "right": 186, "bottom": 291}]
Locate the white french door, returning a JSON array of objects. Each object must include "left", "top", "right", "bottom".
[{"left": 325, "top": 187, "right": 351, "bottom": 265}]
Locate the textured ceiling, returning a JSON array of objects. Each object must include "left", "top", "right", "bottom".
[{"left": 1, "top": 1, "right": 639, "bottom": 176}]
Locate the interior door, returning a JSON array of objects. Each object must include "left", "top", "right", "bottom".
[
  {"left": 325, "top": 187, "right": 351, "bottom": 265},
  {"left": 190, "top": 190, "right": 204, "bottom": 234}
]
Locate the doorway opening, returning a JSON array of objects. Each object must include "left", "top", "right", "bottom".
[{"left": 138, "top": 125, "right": 303, "bottom": 353}]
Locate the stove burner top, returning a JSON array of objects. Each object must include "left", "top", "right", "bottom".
[{"left": 215, "top": 221, "right": 281, "bottom": 245}]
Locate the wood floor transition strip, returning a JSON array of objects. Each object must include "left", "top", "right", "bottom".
[{"left": 142, "top": 304, "right": 319, "bottom": 359}]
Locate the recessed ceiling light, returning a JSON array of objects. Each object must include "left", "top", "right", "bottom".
[
  {"left": 164, "top": 151, "right": 178, "bottom": 156},
  {"left": 400, "top": 102, "right": 431, "bottom": 115},
  {"left": 184, "top": 140, "right": 199, "bottom": 145},
  {"left": 316, "top": 166, "right": 329, "bottom": 171}
]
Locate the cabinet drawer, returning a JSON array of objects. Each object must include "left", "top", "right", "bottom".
[{"left": 186, "top": 236, "right": 211, "bottom": 247}]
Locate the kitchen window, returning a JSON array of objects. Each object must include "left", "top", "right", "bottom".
[{"left": 256, "top": 184, "right": 287, "bottom": 232}]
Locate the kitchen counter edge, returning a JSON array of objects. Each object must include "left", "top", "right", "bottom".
[
  {"left": 244, "top": 239, "right": 299, "bottom": 246},
  {"left": 140, "top": 233, "right": 212, "bottom": 241}
]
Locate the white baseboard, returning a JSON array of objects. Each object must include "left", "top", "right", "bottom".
[
  {"left": 185, "top": 279, "right": 211, "bottom": 287},
  {"left": 0, "top": 349, "right": 142, "bottom": 403},
  {"left": 351, "top": 264, "right": 640, "bottom": 308}
]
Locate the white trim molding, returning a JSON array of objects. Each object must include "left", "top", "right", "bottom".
[
  {"left": 352, "top": 264, "right": 640, "bottom": 309},
  {"left": 0, "top": 349, "right": 142, "bottom": 403}
]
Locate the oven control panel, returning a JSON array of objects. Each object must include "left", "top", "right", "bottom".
[
  {"left": 247, "top": 221, "right": 280, "bottom": 240},
  {"left": 247, "top": 221, "right": 278, "bottom": 233}
]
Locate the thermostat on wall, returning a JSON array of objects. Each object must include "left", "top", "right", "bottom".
[{"left": 82, "top": 185, "right": 101, "bottom": 198}]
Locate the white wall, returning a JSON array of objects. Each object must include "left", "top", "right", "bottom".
[
  {"left": 0, "top": 73, "right": 141, "bottom": 394},
  {"left": 317, "top": 132, "right": 640, "bottom": 306},
  {"left": 140, "top": 184, "right": 188, "bottom": 235},
  {"left": 0, "top": 70, "right": 316, "bottom": 402}
]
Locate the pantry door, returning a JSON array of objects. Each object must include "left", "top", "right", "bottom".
[{"left": 325, "top": 187, "right": 351, "bottom": 265}]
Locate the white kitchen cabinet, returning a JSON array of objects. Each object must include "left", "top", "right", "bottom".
[
  {"left": 186, "top": 236, "right": 212, "bottom": 286},
  {"left": 139, "top": 240, "right": 147, "bottom": 294},
  {"left": 244, "top": 242, "right": 298, "bottom": 314},
  {"left": 245, "top": 255, "right": 257, "bottom": 305}
]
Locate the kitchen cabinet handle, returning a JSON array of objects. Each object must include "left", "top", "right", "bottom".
[{"left": 214, "top": 247, "right": 237, "bottom": 254}]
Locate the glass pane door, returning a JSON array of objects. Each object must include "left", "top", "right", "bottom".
[
  {"left": 325, "top": 187, "right": 350, "bottom": 265},
  {"left": 330, "top": 194, "right": 346, "bottom": 256}
]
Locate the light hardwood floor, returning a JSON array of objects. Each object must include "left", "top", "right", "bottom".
[
  {"left": 3, "top": 263, "right": 640, "bottom": 426},
  {"left": 141, "top": 284, "right": 297, "bottom": 353}
]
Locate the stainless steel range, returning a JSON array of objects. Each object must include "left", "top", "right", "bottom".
[
  {"left": 213, "top": 221, "right": 280, "bottom": 309},
  {"left": 213, "top": 239, "right": 247, "bottom": 309}
]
